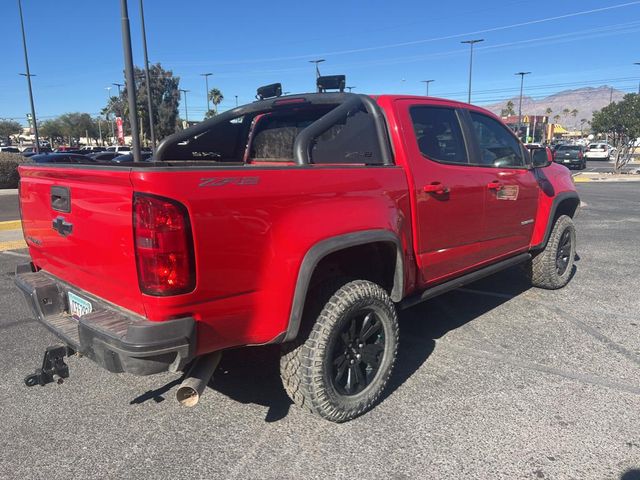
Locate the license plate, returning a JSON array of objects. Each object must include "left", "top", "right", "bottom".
[
  {"left": 68, "top": 291, "right": 92, "bottom": 318},
  {"left": 564, "top": 159, "right": 571, "bottom": 163}
]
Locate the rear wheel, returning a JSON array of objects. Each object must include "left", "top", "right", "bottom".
[
  {"left": 280, "top": 280, "right": 399, "bottom": 422},
  {"left": 527, "top": 215, "right": 576, "bottom": 289}
]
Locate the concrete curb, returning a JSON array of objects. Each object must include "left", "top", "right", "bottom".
[
  {"left": 573, "top": 173, "right": 640, "bottom": 183},
  {"left": 0, "top": 189, "right": 18, "bottom": 196}
]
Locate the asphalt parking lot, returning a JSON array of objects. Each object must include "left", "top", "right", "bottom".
[{"left": 0, "top": 182, "right": 639, "bottom": 479}]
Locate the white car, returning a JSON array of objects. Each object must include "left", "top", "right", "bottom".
[
  {"left": 584, "top": 143, "right": 616, "bottom": 161},
  {"left": 106, "top": 145, "right": 131, "bottom": 153}
]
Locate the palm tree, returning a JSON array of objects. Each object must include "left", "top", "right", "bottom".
[
  {"left": 545, "top": 107, "right": 552, "bottom": 115},
  {"left": 208, "top": 88, "right": 224, "bottom": 114}
]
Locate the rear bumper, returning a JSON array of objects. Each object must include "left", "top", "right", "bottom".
[
  {"left": 14, "top": 264, "right": 196, "bottom": 375},
  {"left": 555, "top": 158, "right": 583, "bottom": 166}
]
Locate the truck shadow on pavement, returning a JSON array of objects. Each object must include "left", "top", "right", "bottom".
[{"left": 197, "top": 266, "right": 537, "bottom": 422}]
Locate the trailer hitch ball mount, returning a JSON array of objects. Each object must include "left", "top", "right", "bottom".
[{"left": 24, "top": 345, "right": 73, "bottom": 387}]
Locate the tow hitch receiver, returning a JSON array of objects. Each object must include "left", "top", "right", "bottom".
[{"left": 24, "top": 345, "right": 72, "bottom": 387}]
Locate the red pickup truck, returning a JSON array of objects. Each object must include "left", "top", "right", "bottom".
[{"left": 15, "top": 93, "right": 579, "bottom": 422}]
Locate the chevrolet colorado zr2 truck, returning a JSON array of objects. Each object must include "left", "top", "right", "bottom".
[{"left": 15, "top": 93, "right": 579, "bottom": 422}]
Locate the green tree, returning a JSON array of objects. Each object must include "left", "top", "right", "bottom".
[
  {"left": 0, "top": 120, "right": 22, "bottom": 144},
  {"left": 208, "top": 88, "right": 224, "bottom": 114},
  {"left": 104, "top": 63, "right": 181, "bottom": 144},
  {"left": 570, "top": 109, "right": 578, "bottom": 118},
  {"left": 39, "top": 119, "right": 66, "bottom": 145},
  {"left": 591, "top": 93, "right": 640, "bottom": 142},
  {"left": 545, "top": 107, "right": 553, "bottom": 115},
  {"left": 500, "top": 100, "right": 516, "bottom": 117}
]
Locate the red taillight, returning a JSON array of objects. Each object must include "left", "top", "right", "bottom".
[{"left": 133, "top": 193, "right": 195, "bottom": 296}]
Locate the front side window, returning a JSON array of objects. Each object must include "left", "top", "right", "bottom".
[
  {"left": 469, "top": 112, "right": 524, "bottom": 167},
  {"left": 409, "top": 106, "right": 468, "bottom": 165}
]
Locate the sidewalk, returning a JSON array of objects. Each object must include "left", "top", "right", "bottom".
[{"left": 0, "top": 220, "right": 26, "bottom": 251}]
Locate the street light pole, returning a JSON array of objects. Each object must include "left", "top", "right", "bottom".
[
  {"left": 139, "top": 0, "right": 156, "bottom": 149},
  {"left": 17, "top": 0, "right": 40, "bottom": 153},
  {"left": 119, "top": 0, "right": 141, "bottom": 162},
  {"left": 200, "top": 73, "right": 212, "bottom": 114},
  {"left": 346, "top": 86, "right": 356, "bottom": 92},
  {"left": 515, "top": 71, "right": 531, "bottom": 138},
  {"left": 634, "top": 62, "right": 640, "bottom": 94},
  {"left": 309, "top": 59, "right": 325, "bottom": 91},
  {"left": 106, "top": 87, "right": 115, "bottom": 143},
  {"left": 112, "top": 82, "right": 124, "bottom": 96},
  {"left": 235, "top": 95, "right": 238, "bottom": 107},
  {"left": 420, "top": 79, "right": 434, "bottom": 96},
  {"left": 461, "top": 39, "right": 484, "bottom": 104},
  {"left": 180, "top": 89, "right": 189, "bottom": 124}
]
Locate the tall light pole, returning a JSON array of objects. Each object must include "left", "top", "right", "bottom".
[
  {"left": 634, "top": 62, "right": 640, "bottom": 94},
  {"left": 235, "top": 95, "right": 238, "bottom": 107},
  {"left": 138, "top": 0, "right": 156, "bottom": 149},
  {"left": 112, "top": 82, "right": 124, "bottom": 96},
  {"left": 420, "top": 79, "right": 434, "bottom": 96},
  {"left": 346, "top": 86, "right": 356, "bottom": 92},
  {"left": 119, "top": 0, "right": 141, "bottom": 162},
  {"left": 17, "top": 0, "right": 40, "bottom": 153},
  {"left": 515, "top": 71, "right": 531, "bottom": 138},
  {"left": 461, "top": 39, "right": 484, "bottom": 104},
  {"left": 200, "top": 73, "right": 212, "bottom": 115},
  {"left": 180, "top": 89, "right": 189, "bottom": 123},
  {"left": 309, "top": 59, "right": 325, "bottom": 91}
]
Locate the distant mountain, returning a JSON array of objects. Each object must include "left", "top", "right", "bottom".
[{"left": 482, "top": 86, "right": 626, "bottom": 129}]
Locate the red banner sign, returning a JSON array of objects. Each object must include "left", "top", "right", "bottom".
[{"left": 115, "top": 117, "right": 124, "bottom": 145}]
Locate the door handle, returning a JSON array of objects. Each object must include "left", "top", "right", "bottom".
[
  {"left": 487, "top": 181, "right": 503, "bottom": 190},
  {"left": 423, "top": 182, "right": 449, "bottom": 194}
]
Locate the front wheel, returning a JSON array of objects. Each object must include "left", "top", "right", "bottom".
[
  {"left": 280, "top": 280, "right": 399, "bottom": 422},
  {"left": 526, "top": 215, "right": 576, "bottom": 289}
]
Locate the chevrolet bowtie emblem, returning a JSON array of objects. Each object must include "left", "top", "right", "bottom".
[{"left": 52, "top": 216, "right": 73, "bottom": 237}]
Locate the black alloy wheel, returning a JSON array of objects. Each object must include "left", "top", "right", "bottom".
[
  {"left": 556, "top": 229, "right": 572, "bottom": 276},
  {"left": 330, "top": 309, "right": 385, "bottom": 396}
]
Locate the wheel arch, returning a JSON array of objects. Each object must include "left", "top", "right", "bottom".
[
  {"left": 533, "top": 191, "right": 580, "bottom": 250},
  {"left": 283, "top": 230, "right": 404, "bottom": 342}
]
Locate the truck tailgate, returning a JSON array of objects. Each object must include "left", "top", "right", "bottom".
[{"left": 19, "top": 166, "right": 144, "bottom": 315}]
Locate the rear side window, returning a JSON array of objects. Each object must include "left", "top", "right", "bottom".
[
  {"left": 409, "top": 107, "right": 468, "bottom": 165},
  {"left": 469, "top": 112, "right": 525, "bottom": 167}
]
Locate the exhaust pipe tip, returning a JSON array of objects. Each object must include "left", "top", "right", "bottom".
[
  {"left": 176, "top": 351, "right": 222, "bottom": 407},
  {"left": 176, "top": 385, "right": 200, "bottom": 407}
]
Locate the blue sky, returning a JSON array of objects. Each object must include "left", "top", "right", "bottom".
[{"left": 2, "top": 0, "right": 640, "bottom": 124}]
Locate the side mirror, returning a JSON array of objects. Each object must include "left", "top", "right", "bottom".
[{"left": 528, "top": 146, "right": 553, "bottom": 168}]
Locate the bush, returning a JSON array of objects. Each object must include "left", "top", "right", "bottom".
[{"left": 0, "top": 152, "right": 28, "bottom": 189}]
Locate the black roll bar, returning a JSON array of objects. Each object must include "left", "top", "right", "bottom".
[{"left": 155, "top": 93, "right": 393, "bottom": 166}]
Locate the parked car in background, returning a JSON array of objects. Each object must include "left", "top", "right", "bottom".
[
  {"left": 30, "top": 153, "right": 92, "bottom": 164},
  {"left": 106, "top": 145, "right": 131, "bottom": 153},
  {"left": 0, "top": 146, "right": 21, "bottom": 153},
  {"left": 553, "top": 144, "right": 586, "bottom": 169},
  {"left": 80, "top": 146, "right": 106, "bottom": 153},
  {"left": 111, "top": 151, "right": 153, "bottom": 163},
  {"left": 54, "top": 146, "right": 80, "bottom": 152},
  {"left": 87, "top": 151, "right": 121, "bottom": 161},
  {"left": 584, "top": 143, "right": 615, "bottom": 161}
]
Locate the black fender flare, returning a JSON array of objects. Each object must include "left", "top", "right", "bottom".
[
  {"left": 283, "top": 229, "right": 404, "bottom": 342},
  {"left": 532, "top": 191, "right": 580, "bottom": 250}
]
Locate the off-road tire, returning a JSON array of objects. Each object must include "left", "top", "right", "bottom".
[
  {"left": 280, "top": 280, "right": 399, "bottom": 422},
  {"left": 527, "top": 214, "right": 576, "bottom": 289}
]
